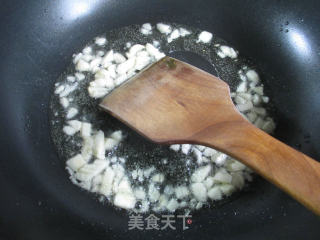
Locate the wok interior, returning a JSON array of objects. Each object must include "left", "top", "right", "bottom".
[{"left": 1, "top": 0, "right": 319, "bottom": 239}]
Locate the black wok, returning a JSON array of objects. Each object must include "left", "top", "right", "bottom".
[{"left": 0, "top": 0, "right": 320, "bottom": 239}]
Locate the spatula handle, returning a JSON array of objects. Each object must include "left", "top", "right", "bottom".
[{"left": 195, "top": 120, "right": 320, "bottom": 215}]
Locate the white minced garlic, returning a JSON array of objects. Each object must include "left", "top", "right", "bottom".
[
  {"left": 54, "top": 23, "right": 275, "bottom": 214},
  {"left": 197, "top": 31, "right": 213, "bottom": 43},
  {"left": 156, "top": 23, "right": 172, "bottom": 35},
  {"left": 165, "top": 27, "right": 191, "bottom": 43},
  {"left": 217, "top": 45, "right": 238, "bottom": 59},
  {"left": 140, "top": 23, "right": 152, "bottom": 35}
]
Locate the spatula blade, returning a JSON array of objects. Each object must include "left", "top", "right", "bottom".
[{"left": 99, "top": 56, "right": 239, "bottom": 144}]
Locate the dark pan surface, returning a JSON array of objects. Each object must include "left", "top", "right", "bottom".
[{"left": 0, "top": 0, "right": 320, "bottom": 239}]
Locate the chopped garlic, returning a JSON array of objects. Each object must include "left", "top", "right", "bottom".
[
  {"left": 114, "top": 74, "right": 128, "bottom": 86},
  {"left": 262, "top": 119, "right": 276, "bottom": 133},
  {"left": 158, "top": 194, "right": 169, "bottom": 209},
  {"left": 231, "top": 172, "right": 245, "bottom": 189},
  {"left": 152, "top": 173, "right": 165, "bottom": 183},
  {"left": 170, "top": 144, "right": 180, "bottom": 152},
  {"left": 60, "top": 97, "right": 69, "bottom": 108},
  {"left": 164, "top": 185, "right": 174, "bottom": 195},
  {"left": 117, "top": 177, "right": 133, "bottom": 194},
  {"left": 76, "top": 59, "right": 90, "bottom": 72},
  {"left": 148, "top": 184, "right": 160, "bottom": 202},
  {"left": 197, "top": 31, "right": 213, "bottom": 43},
  {"left": 235, "top": 96, "right": 247, "bottom": 105},
  {"left": 236, "top": 81, "right": 247, "bottom": 93},
  {"left": 246, "top": 70, "right": 260, "bottom": 83},
  {"left": 113, "top": 52, "right": 126, "bottom": 64},
  {"left": 253, "top": 107, "right": 267, "bottom": 116},
  {"left": 93, "top": 130, "right": 105, "bottom": 159},
  {"left": 89, "top": 57, "right": 102, "bottom": 72},
  {"left": 236, "top": 101, "right": 253, "bottom": 112},
  {"left": 152, "top": 40, "right": 160, "bottom": 48},
  {"left": 59, "top": 84, "right": 78, "bottom": 98},
  {"left": 246, "top": 111, "right": 258, "bottom": 122},
  {"left": 66, "top": 154, "right": 86, "bottom": 171},
  {"left": 55, "top": 85, "right": 65, "bottom": 95},
  {"left": 156, "top": 23, "right": 172, "bottom": 35},
  {"left": 82, "top": 54, "right": 93, "bottom": 62},
  {"left": 192, "top": 148, "right": 203, "bottom": 164},
  {"left": 254, "top": 117, "right": 265, "bottom": 128},
  {"left": 253, "top": 86, "right": 264, "bottom": 95},
  {"left": 88, "top": 86, "right": 109, "bottom": 98},
  {"left": 181, "top": 144, "right": 191, "bottom": 155},
  {"left": 105, "top": 138, "right": 118, "bottom": 150},
  {"left": 99, "top": 167, "right": 115, "bottom": 196},
  {"left": 75, "top": 160, "right": 108, "bottom": 182},
  {"left": 81, "top": 122, "right": 92, "bottom": 138},
  {"left": 208, "top": 186, "right": 223, "bottom": 200},
  {"left": 73, "top": 53, "right": 83, "bottom": 64},
  {"left": 114, "top": 192, "right": 136, "bottom": 209},
  {"left": 262, "top": 96, "right": 269, "bottom": 103},
  {"left": 203, "top": 147, "right": 217, "bottom": 157},
  {"left": 141, "top": 23, "right": 152, "bottom": 35},
  {"left": 166, "top": 198, "right": 179, "bottom": 212},
  {"left": 81, "top": 137, "right": 94, "bottom": 162},
  {"left": 167, "top": 29, "right": 180, "bottom": 43},
  {"left": 67, "top": 76, "right": 76, "bottom": 82},
  {"left": 101, "top": 50, "right": 114, "bottom": 67},
  {"left": 82, "top": 46, "right": 92, "bottom": 55},
  {"left": 179, "top": 27, "right": 191, "bottom": 37},
  {"left": 220, "top": 184, "right": 235, "bottom": 196},
  {"left": 145, "top": 43, "right": 165, "bottom": 60},
  {"left": 175, "top": 186, "right": 190, "bottom": 199},
  {"left": 95, "top": 37, "right": 106, "bottom": 46},
  {"left": 66, "top": 107, "right": 78, "bottom": 119},
  {"left": 190, "top": 183, "right": 207, "bottom": 202},
  {"left": 134, "top": 187, "right": 146, "bottom": 200},
  {"left": 128, "top": 44, "right": 145, "bottom": 57},
  {"left": 196, "top": 145, "right": 206, "bottom": 151},
  {"left": 67, "top": 120, "right": 82, "bottom": 131},
  {"left": 227, "top": 161, "right": 246, "bottom": 172},
  {"left": 143, "top": 166, "right": 156, "bottom": 178},
  {"left": 204, "top": 176, "right": 214, "bottom": 189},
  {"left": 218, "top": 46, "right": 238, "bottom": 59},
  {"left": 191, "top": 165, "right": 212, "bottom": 183},
  {"left": 252, "top": 94, "right": 261, "bottom": 105},
  {"left": 116, "top": 58, "right": 136, "bottom": 75},
  {"left": 63, "top": 125, "right": 77, "bottom": 136},
  {"left": 213, "top": 169, "right": 232, "bottom": 183},
  {"left": 214, "top": 153, "right": 228, "bottom": 166},
  {"left": 110, "top": 130, "right": 122, "bottom": 141},
  {"left": 135, "top": 56, "right": 151, "bottom": 71}
]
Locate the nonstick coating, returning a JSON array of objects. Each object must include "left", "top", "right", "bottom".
[{"left": 0, "top": 0, "right": 320, "bottom": 239}]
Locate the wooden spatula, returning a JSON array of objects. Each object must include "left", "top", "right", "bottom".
[{"left": 100, "top": 56, "right": 320, "bottom": 215}]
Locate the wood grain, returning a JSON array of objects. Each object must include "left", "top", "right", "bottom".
[{"left": 100, "top": 56, "right": 320, "bottom": 215}]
